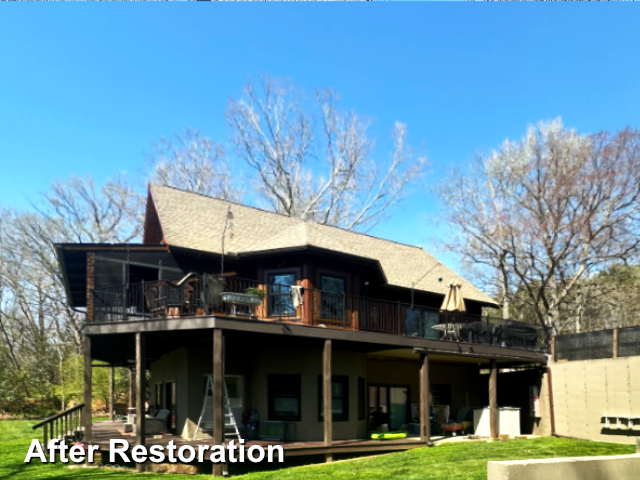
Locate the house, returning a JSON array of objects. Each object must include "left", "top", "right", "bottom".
[{"left": 50, "top": 184, "right": 550, "bottom": 474}]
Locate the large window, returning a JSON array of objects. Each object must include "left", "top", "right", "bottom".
[
  {"left": 267, "top": 272, "right": 297, "bottom": 317},
  {"left": 318, "top": 375, "right": 349, "bottom": 422},
  {"left": 319, "top": 274, "right": 347, "bottom": 320},
  {"left": 268, "top": 374, "right": 301, "bottom": 421}
]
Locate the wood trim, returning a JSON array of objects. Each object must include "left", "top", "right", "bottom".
[
  {"left": 83, "top": 335, "right": 92, "bottom": 441},
  {"left": 420, "top": 354, "right": 431, "bottom": 443},
  {"left": 128, "top": 368, "right": 134, "bottom": 410},
  {"left": 84, "top": 317, "right": 548, "bottom": 363},
  {"left": 302, "top": 264, "right": 314, "bottom": 326},
  {"left": 212, "top": 328, "right": 224, "bottom": 477},
  {"left": 489, "top": 359, "right": 498, "bottom": 440},
  {"left": 135, "top": 333, "right": 146, "bottom": 454},
  {"left": 144, "top": 187, "right": 169, "bottom": 245},
  {"left": 109, "top": 366, "right": 115, "bottom": 422},
  {"left": 323, "top": 339, "right": 332, "bottom": 449},
  {"left": 613, "top": 328, "right": 619, "bottom": 358},
  {"left": 545, "top": 366, "right": 556, "bottom": 436}
]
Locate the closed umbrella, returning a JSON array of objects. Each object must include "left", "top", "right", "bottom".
[
  {"left": 439, "top": 281, "right": 466, "bottom": 341},
  {"left": 440, "top": 280, "right": 466, "bottom": 313}
]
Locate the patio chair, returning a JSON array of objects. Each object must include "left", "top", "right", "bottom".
[
  {"left": 205, "top": 275, "right": 226, "bottom": 312},
  {"left": 145, "top": 409, "right": 171, "bottom": 435}
]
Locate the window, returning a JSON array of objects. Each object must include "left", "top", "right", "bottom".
[
  {"left": 358, "top": 377, "right": 366, "bottom": 421},
  {"left": 319, "top": 274, "right": 347, "bottom": 319},
  {"left": 267, "top": 272, "right": 297, "bottom": 317},
  {"left": 318, "top": 375, "right": 349, "bottom": 422},
  {"left": 268, "top": 374, "right": 301, "bottom": 421}
]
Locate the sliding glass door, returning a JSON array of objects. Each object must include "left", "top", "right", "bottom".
[{"left": 369, "top": 385, "right": 409, "bottom": 430}]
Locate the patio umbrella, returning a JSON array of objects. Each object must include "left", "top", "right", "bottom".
[{"left": 440, "top": 280, "right": 466, "bottom": 313}]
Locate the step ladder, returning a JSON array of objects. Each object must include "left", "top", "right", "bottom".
[{"left": 193, "top": 375, "right": 241, "bottom": 443}]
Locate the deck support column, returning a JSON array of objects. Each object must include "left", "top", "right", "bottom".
[
  {"left": 109, "top": 365, "right": 115, "bottom": 422},
  {"left": 83, "top": 335, "right": 92, "bottom": 441},
  {"left": 489, "top": 359, "right": 498, "bottom": 440},
  {"left": 213, "top": 329, "right": 224, "bottom": 477},
  {"left": 135, "top": 332, "right": 146, "bottom": 472},
  {"left": 128, "top": 368, "right": 134, "bottom": 410},
  {"left": 323, "top": 339, "right": 332, "bottom": 462},
  {"left": 419, "top": 353, "right": 431, "bottom": 445}
]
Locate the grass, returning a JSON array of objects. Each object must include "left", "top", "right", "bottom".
[{"left": 0, "top": 419, "right": 634, "bottom": 479}]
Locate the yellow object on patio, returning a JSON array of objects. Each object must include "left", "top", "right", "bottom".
[{"left": 370, "top": 432, "right": 408, "bottom": 440}]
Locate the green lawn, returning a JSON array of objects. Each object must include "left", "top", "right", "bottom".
[{"left": 0, "top": 419, "right": 634, "bottom": 479}]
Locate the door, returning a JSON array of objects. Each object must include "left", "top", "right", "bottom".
[
  {"left": 389, "top": 387, "right": 409, "bottom": 430},
  {"left": 165, "top": 381, "right": 177, "bottom": 434},
  {"left": 319, "top": 274, "right": 347, "bottom": 322},
  {"left": 369, "top": 385, "right": 409, "bottom": 430},
  {"left": 267, "top": 272, "right": 297, "bottom": 317}
]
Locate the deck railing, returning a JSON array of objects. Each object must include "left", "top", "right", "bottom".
[
  {"left": 92, "top": 275, "right": 550, "bottom": 352},
  {"left": 32, "top": 403, "right": 85, "bottom": 446}
]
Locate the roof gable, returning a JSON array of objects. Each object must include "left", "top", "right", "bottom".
[{"left": 147, "top": 184, "right": 497, "bottom": 306}]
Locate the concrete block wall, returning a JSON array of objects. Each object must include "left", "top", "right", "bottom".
[
  {"left": 488, "top": 454, "right": 640, "bottom": 480},
  {"left": 551, "top": 356, "right": 640, "bottom": 444}
]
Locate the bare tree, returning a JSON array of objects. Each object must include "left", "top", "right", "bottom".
[
  {"left": 0, "top": 174, "right": 144, "bottom": 411},
  {"left": 148, "top": 128, "right": 242, "bottom": 202},
  {"left": 436, "top": 154, "right": 522, "bottom": 318},
  {"left": 227, "top": 75, "right": 427, "bottom": 231},
  {"left": 439, "top": 119, "right": 640, "bottom": 330}
]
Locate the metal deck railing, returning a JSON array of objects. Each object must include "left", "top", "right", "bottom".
[{"left": 92, "top": 274, "right": 551, "bottom": 352}]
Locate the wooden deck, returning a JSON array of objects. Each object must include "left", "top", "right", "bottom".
[{"left": 91, "top": 421, "right": 429, "bottom": 458}]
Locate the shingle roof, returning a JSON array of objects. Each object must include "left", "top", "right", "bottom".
[{"left": 149, "top": 184, "right": 497, "bottom": 306}]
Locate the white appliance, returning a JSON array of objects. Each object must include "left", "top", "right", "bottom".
[{"left": 473, "top": 407, "right": 521, "bottom": 437}]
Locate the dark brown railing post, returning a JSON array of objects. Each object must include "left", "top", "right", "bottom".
[
  {"left": 342, "top": 293, "right": 346, "bottom": 330},
  {"left": 397, "top": 301, "right": 401, "bottom": 335},
  {"left": 203, "top": 275, "right": 209, "bottom": 315},
  {"left": 141, "top": 280, "right": 145, "bottom": 320},
  {"left": 33, "top": 403, "right": 86, "bottom": 445}
]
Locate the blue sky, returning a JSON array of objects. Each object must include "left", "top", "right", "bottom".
[{"left": 1, "top": 5, "right": 639, "bottom": 272}]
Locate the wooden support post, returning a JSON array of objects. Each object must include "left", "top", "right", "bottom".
[
  {"left": 128, "top": 368, "right": 134, "bottom": 410},
  {"left": 135, "top": 333, "right": 146, "bottom": 449},
  {"left": 545, "top": 366, "right": 556, "bottom": 436},
  {"left": 213, "top": 329, "right": 224, "bottom": 477},
  {"left": 489, "top": 359, "right": 498, "bottom": 440},
  {"left": 420, "top": 353, "right": 431, "bottom": 444},
  {"left": 83, "top": 335, "right": 92, "bottom": 441},
  {"left": 613, "top": 328, "right": 619, "bottom": 358},
  {"left": 550, "top": 335, "right": 556, "bottom": 362},
  {"left": 323, "top": 339, "right": 332, "bottom": 462},
  {"left": 109, "top": 365, "right": 115, "bottom": 422}
]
